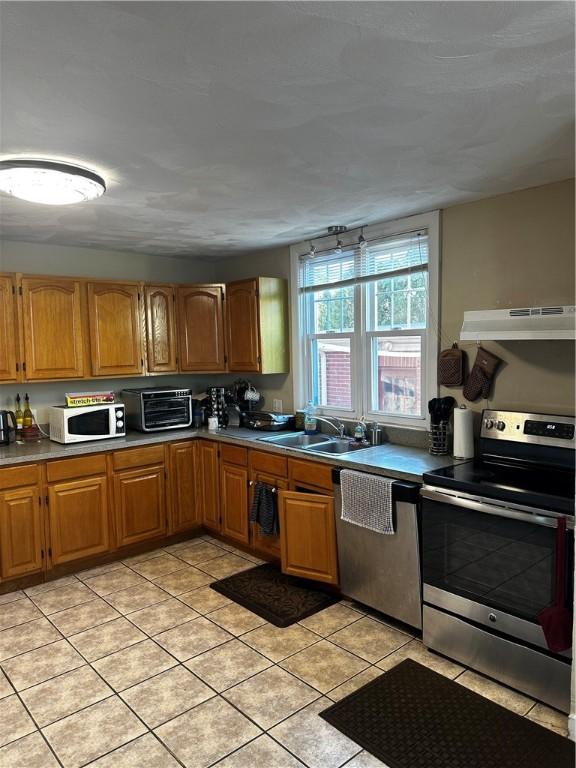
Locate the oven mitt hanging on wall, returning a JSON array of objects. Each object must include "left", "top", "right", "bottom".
[
  {"left": 438, "top": 343, "right": 466, "bottom": 387},
  {"left": 463, "top": 346, "right": 501, "bottom": 401}
]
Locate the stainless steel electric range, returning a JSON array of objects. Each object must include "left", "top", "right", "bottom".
[{"left": 422, "top": 409, "right": 575, "bottom": 713}]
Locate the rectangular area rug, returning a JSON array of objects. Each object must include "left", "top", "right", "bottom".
[
  {"left": 210, "top": 563, "right": 339, "bottom": 627},
  {"left": 320, "top": 659, "right": 574, "bottom": 768}
]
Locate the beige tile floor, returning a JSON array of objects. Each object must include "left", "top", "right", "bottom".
[{"left": 0, "top": 534, "right": 569, "bottom": 768}]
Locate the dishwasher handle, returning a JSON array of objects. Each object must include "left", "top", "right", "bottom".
[{"left": 332, "top": 467, "right": 420, "bottom": 504}]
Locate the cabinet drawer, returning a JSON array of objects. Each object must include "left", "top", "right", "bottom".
[
  {"left": 249, "top": 450, "right": 287, "bottom": 477},
  {"left": 0, "top": 464, "right": 40, "bottom": 491},
  {"left": 288, "top": 458, "right": 333, "bottom": 492},
  {"left": 113, "top": 444, "right": 165, "bottom": 470},
  {"left": 47, "top": 454, "right": 107, "bottom": 483},
  {"left": 220, "top": 443, "right": 248, "bottom": 467}
]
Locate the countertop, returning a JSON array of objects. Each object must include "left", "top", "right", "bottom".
[{"left": 0, "top": 427, "right": 456, "bottom": 482}]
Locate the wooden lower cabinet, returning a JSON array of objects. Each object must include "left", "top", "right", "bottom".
[
  {"left": 198, "top": 440, "right": 221, "bottom": 532},
  {"left": 278, "top": 490, "right": 339, "bottom": 585},
  {"left": 168, "top": 441, "right": 201, "bottom": 533},
  {"left": 48, "top": 476, "right": 110, "bottom": 565},
  {"left": 221, "top": 463, "right": 249, "bottom": 544},
  {"left": 249, "top": 470, "right": 287, "bottom": 558},
  {"left": 114, "top": 465, "right": 166, "bottom": 547},
  {"left": 0, "top": 487, "right": 44, "bottom": 579}
]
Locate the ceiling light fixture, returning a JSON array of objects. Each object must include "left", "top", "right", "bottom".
[{"left": 0, "top": 159, "right": 106, "bottom": 205}]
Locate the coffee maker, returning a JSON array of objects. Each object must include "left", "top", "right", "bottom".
[
  {"left": 207, "top": 387, "right": 228, "bottom": 428},
  {"left": 0, "top": 411, "right": 16, "bottom": 445}
]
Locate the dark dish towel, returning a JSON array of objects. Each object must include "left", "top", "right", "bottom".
[{"left": 249, "top": 482, "right": 279, "bottom": 536}]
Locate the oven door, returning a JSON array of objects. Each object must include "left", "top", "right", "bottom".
[{"left": 421, "top": 487, "right": 573, "bottom": 652}]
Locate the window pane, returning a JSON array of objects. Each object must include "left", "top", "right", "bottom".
[
  {"left": 312, "top": 286, "right": 354, "bottom": 334},
  {"left": 368, "top": 271, "right": 427, "bottom": 331},
  {"left": 371, "top": 336, "right": 421, "bottom": 417},
  {"left": 312, "top": 338, "right": 352, "bottom": 409}
]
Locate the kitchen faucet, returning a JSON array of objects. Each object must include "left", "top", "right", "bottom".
[{"left": 315, "top": 416, "right": 346, "bottom": 439}]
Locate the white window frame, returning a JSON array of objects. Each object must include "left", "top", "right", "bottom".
[{"left": 291, "top": 210, "right": 440, "bottom": 429}]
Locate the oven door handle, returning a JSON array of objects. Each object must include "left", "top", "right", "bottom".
[{"left": 420, "top": 488, "right": 574, "bottom": 529}]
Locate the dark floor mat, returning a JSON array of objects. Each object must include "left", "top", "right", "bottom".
[
  {"left": 210, "top": 563, "right": 338, "bottom": 627},
  {"left": 321, "top": 659, "right": 574, "bottom": 768}
]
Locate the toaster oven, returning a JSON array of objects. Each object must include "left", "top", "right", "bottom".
[{"left": 122, "top": 387, "right": 192, "bottom": 432}]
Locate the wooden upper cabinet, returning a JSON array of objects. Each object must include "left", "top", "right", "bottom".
[
  {"left": 226, "top": 279, "right": 260, "bottom": 372},
  {"left": 177, "top": 285, "right": 226, "bottom": 372},
  {"left": 145, "top": 285, "right": 177, "bottom": 373},
  {"left": 0, "top": 275, "right": 19, "bottom": 382},
  {"left": 226, "top": 277, "right": 289, "bottom": 374},
  {"left": 87, "top": 282, "right": 144, "bottom": 377},
  {"left": 278, "top": 490, "right": 338, "bottom": 585},
  {"left": 0, "top": 487, "right": 44, "bottom": 579},
  {"left": 21, "top": 277, "right": 85, "bottom": 380}
]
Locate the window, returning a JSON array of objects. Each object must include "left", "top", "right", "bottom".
[{"left": 292, "top": 212, "right": 439, "bottom": 428}]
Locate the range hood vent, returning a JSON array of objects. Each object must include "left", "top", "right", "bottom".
[{"left": 460, "top": 306, "right": 576, "bottom": 341}]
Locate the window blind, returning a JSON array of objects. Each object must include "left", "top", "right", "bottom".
[{"left": 300, "top": 229, "right": 428, "bottom": 291}]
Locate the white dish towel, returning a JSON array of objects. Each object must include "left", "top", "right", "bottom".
[{"left": 340, "top": 469, "right": 395, "bottom": 534}]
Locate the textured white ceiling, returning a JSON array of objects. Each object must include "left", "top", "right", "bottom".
[{"left": 0, "top": 1, "right": 574, "bottom": 259}]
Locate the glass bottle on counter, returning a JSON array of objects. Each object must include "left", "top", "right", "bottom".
[
  {"left": 23, "top": 393, "right": 33, "bottom": 428},
  {"left": 15, "top": 393, "right": 24, "bottom": 442}
]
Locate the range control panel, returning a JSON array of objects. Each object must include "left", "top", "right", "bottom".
[{"left": 481, "top": 410, "right": 575, "bottom": 448}]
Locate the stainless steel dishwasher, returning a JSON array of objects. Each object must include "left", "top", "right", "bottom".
[{"left": 334, "top": 468, "right": 422, "bottom": 630}]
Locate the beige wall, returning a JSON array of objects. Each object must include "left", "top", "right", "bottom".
[
  {"left": 0, "top": 240, "right": 216, "bottom": 283},
  {"left": 223, "top": 179, "right": 575, "bottom": 417},
  {"left": 440, "top": 179, "right": 575, "bottom": 415}
]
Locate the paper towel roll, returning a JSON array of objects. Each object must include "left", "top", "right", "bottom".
[{"left": 453, "top": 406, "right": 475, "bottom": 459}]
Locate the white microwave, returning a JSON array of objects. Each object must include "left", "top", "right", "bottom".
[{"left": 49, "top": 404, "right": 126, "bottom": 444}]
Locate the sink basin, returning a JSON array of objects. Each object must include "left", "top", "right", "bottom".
[
  {"left": 258, "top": 432, "right": 332, "bottom": 448},
  {"left": 307, "top": 439, "right": 367, "bottom": 455}
]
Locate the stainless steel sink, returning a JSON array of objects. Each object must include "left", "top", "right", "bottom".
[
  {"left": 307, "top": 439, "right": 367, "bottom": 455},
  {"left": 258, "top": 432, "right": 332, "bottom": 448}
]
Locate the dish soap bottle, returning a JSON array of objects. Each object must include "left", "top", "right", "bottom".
[
  {"left": 304, "top": 400, "right": 318, "bottom": 435},
  {"left": 354, "top": 420, "right": 367, "bottom": 442}
]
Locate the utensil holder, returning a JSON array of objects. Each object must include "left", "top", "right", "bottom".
[{"left": 429, "top": 421, "right": 450, "bottom": 455}]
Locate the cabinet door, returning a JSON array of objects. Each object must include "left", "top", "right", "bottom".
[
  {"left": 198, "top": 440, "right": 220, "bottom": 532},
  {"left": 87, "top": 282, "right": 144, "bottom": 376},
  {"left": 114, "top": 466, "right": 166, "bottom": 547},
  {"left": 168, "top": 441, "right": 200, "bottom": 533},
  {"left": 0, "top": 487, "right": 44, "bottom": 579},
  {"left": 21, "top": 277, "right": 85, "bottom": 380},
  {"left": 177, "top": 285, "right": 226, "bottom": 372},
  {"left": 48, "top": 476, "right": 110, "bottom": 565},
  {"left": 226, "top": 279, "right": 260, "bottom": 372},
  {"left": 0, "top": 275, "right": 19, "bottom": 382},
  {"left": 221, "top": 463, "right": 249, "bottom": 544},
  {"left": 145, "top": 285, "right": 177, "bottom": 373},
  {"left": 278, "top": 490, "right": 338, "bottom": 585},
  {"left": 250, "top": 470, "right": 287, "bottom": 558}
]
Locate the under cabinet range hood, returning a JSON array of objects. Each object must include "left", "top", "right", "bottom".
[{"left": 460, "top": 306, "right": 576, "bottom": 341}]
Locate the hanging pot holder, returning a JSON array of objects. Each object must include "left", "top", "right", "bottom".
[{"left": 438, "top": 343, "right": 465, "bottom": 387}]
